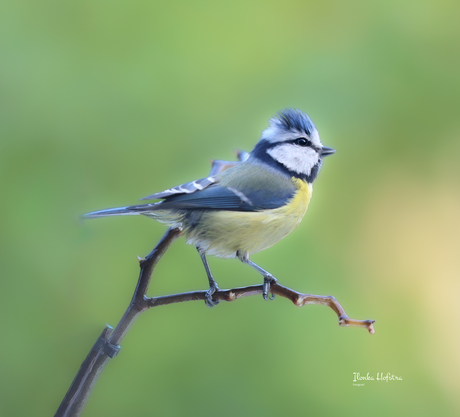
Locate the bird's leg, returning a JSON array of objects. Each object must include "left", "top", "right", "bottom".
[
  {"left": 237, "top": 251, "right": 277, "bottom": 301},
  {"left": 197, "top": 248, "right": 220, "bottom": 307}
]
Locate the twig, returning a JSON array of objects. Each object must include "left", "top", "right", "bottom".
[
  {"left": 146, "top": 283, "right": 375, "bottom": 334},
  {"left": 56, "top": 226, "right": 375, "bottom": 417}
]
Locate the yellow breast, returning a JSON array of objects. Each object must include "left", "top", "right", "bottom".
[{"left": 187, "top": 179, "right": 313, "bottom": 258}]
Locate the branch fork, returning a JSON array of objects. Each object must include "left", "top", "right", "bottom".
[{"left": 56, "top": 226, "right": 375, "bottom": 417}]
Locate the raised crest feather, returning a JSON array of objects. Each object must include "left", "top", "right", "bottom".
[{"left": 270, "top": 108, "right": 316, "bottom": 137}]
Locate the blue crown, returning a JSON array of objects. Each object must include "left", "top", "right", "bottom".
[{"left": 272, "top": 108, "right": 316, "bottom": 136}]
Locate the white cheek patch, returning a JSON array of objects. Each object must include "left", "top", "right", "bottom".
[{"left": 267, "top": 144, "right": 319, "bottom": 176}]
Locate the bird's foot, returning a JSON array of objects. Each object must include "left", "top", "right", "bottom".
[
  {"left": 205, "top": 284, "right": 220, "bottom": 307},
  {"left": 263, "top": 275, "right": 277, "bottom": 301}
]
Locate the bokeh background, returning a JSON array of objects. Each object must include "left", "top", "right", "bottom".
[{"left": 1, "top": 1, "right": 459, "bottom": 416}]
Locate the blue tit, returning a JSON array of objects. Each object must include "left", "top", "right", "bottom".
[{"left": 84, "top": 108, "right": 335, "bottom": 306}]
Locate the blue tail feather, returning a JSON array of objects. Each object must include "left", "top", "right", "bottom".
[{"left": 83, "top": 206, "right": 140, "bottom": 219}]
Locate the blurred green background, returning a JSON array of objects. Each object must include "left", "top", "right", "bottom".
[{"left": 1, "top": 0, "right": 459, "bottom": 416}]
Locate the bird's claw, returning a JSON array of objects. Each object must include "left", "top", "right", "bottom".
[
  {"left": 205, "top": 284, "right": 220, "bottom": 307},
  {"left": 263, "top": 276, "right": 277, "bottom": 301}
]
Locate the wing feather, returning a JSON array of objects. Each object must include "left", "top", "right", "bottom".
[
  {"left": 129, "top": 183, "right": 295, "bottom": 212},
  {"left": 134, "top": 161, "right": 297, "bottom": 212},
  {"left": 140, "top": 176, "right": 217, "bottom": 200}
]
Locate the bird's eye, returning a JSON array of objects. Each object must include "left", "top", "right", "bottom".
[{"left": 295, "top": 138, "right": 311, "bottom": 147}]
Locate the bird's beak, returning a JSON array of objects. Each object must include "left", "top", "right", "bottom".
[{"left": 321, "top": 146, "right": 336, "bottom": 157}]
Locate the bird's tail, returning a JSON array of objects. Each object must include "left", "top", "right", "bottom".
[
  {"left": 83, "top": 203, "right": 181, "bottom": 228},
  {"left": 83, "top": 206, "right": 145, "bottom": 219}
]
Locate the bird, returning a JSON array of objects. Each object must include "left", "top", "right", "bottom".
[{"left": 84, "top": 108, "right": 335, "bottom": 306}]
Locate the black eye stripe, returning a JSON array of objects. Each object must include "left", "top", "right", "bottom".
[{"left": 259, "top": 138, "right": 318, "bottom": 152}]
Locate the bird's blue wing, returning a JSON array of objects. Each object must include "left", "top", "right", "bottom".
[
  {"left": 133, "top": 161, "right": 297, "bottom": 212},
  {"left": 130, "top": 181, "right": 295, "bottom": 212}
]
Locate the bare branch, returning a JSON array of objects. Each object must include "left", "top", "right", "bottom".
[
  {"left": 145, "top": 283, "right": 375, "bottom": 334},
  {"left": 55, "top": 227, "right": 182, "bottom": 417},
  {"left": 56, "top": 224, "right": 375, "bottom": 417}
]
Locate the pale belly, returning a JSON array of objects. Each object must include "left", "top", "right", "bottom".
[{"left": 185, "top": 181, "right": 313, "bottom": 258}]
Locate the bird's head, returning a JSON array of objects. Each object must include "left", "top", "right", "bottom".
[{"left": 250, "top": 108, "right": 335, "bottom": 182}]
